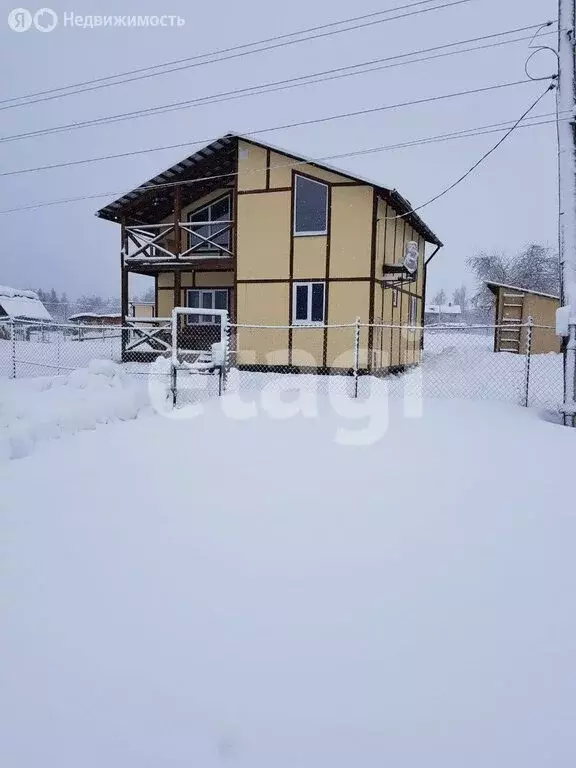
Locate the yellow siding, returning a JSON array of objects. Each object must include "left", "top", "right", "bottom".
[
  {"left": 268, "top": 150, "right": 357, "bottom": 188},
  {"left": 236, "top": 191, "right": 291, "bottom": 280},
  {"left": 381, "top": 289, "right": 393, "bottom": 368},
  {"left": 236, "top": 282, "right": 290, "bottom": 365},
  {"left": 237, "top": 140, "right": 267, "bottom": 192},
  {"left": 157, "top": 272, "right": 174, "bottom": 288},
  {"left": 326, "top": 281, "right": 370, "bottom": 368},
  {"left": 292, "top": 236, "right": 327, "bottom": 279},
  {"left": 291, "top": 328, "right": 324, "bottom": 368},
  {"left": 157, "top": 289, "right": 174, "bottom": 317},
  {"left": 194, "top": 271, "right": 234, "bottom": 287},
  {"left": 180, "top": 272, "right": 194, "bottom": 287},
  {"left": 329, "top": 186, "right": 374, "bottom": 279},
  {"left": 521, "top": 294, "right": 561, "bottom": 354}
]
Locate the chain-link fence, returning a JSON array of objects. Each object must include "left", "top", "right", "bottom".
[{"left": 0, "top": 317, "right": 564, "bottom": 412}]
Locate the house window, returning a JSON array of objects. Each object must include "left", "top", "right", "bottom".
[
  {"left": 392, "top": 289, "right": 398, "bottom": 307},
  {"left": 409, "top": 296, "right": 418, "bottom": 326},
  {"left": 186, "top": 288, "right": 228, "bottom": 324},
  {"left": 293, "top": 282, "right": 325, "bottom": 324},
  {"left": 293, "top": 175, "right": 328, "bottom": 236},
  {"left": 187, "top": 195, "right": 231, "bottom": 253}
]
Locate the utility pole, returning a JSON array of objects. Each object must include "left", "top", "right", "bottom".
[{"left": 558, "top": 0, "right": 576, "bottom": 426}]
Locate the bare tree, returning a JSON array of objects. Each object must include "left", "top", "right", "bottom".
[
  {"left": 432, "top": 289, "right": 447, "bottom": 306},
  {"left": 452, "top": 284, "right": 467, "bottom": 311}
]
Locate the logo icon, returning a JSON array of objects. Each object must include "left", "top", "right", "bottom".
[
  {"left": 33, "top": 7, "right": 57, "bottom": 31},
  {"left": 7, "top": 7, "right": 58, "bottom": 32},
  {"left": 8, "top": 7, "right": 32, "bottom": 31}
]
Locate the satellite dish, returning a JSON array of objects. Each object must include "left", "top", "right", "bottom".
[{"left": 403, "top": 241, "right": 418, "bottom": 274}]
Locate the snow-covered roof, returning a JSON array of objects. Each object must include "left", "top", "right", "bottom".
[
  {"left": 485, "top": 281, "right": 560, "bottom": 301},
  {"left": 68, "top": 312, "right": 122, "bottom": 320},
  {"left": 0, "top": 285, "right": 52, "bottom": 321},
  {"left": 425, "top": 304, "right": 462, "bottom": 315}
]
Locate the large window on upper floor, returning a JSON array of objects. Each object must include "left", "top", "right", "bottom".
[
  {"left": 293, "top": 175, "right": 328, "bottom": 236},
  {"left": 187, "top": 195, "right": 231, "bottom": 253}
]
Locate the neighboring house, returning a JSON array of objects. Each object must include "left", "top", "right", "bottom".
[
  {"left": 0, "top": 285, "right": 52, "bottom": 322},
  {"left": 68, "top": 312, "right": 122, "bottom": 326},
  {"left": 96, "top": 134, "right": 442, "bottom": 372},
  {"left": 128, "top": 301, "right": 155, "bottom": 319},
  {"left": 424, "top": 303, "right": 462, "bottom": 324},
  {"left": 486, "top": 281, "right": 561, "bottom": 354}
]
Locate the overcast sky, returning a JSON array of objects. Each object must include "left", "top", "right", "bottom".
[{"left": 0, "top": 0, "right": 560, "bottom": 302}]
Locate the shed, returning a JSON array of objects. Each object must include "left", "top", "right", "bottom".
[
  {"left": 68, "top": 312, "right": 122, "bottom": 326},
  {"left": 0, "top": 285, "right": 52, "bottom": 322},
  {"left": 486, "top": 281, "right": 560, "bottom": 354},
  {"left": 424, "top": 303, "right": 462, "bottom": 324}
]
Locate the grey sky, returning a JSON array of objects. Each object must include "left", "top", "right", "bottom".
[{"left": 0, "top": 0, "right": 559, "bottom": 301}]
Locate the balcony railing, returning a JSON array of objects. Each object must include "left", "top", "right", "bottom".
[{"left": 124, "top": 221, "right": 234, "bottom": 263}]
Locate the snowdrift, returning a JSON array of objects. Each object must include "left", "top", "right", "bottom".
[{"left": 0, "top": 360, "right": 149, "bottom": 462}]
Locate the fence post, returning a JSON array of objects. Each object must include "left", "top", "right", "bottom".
[
  {"left": 220, "top": 316, "right": 231, "bottom": 395},
  {"left": 523, "top": 315, "right": 533, "bottom": 407},
  {"left": 353, "top": 316, "right": 360, "bottom": 398},
  {"left": 10, "top": 318, "right": 16, "bottom": 379},
  {"left": 56, "top": 325, "right": 62, "bottom": 376}
]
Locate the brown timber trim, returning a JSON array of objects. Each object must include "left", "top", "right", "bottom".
[
  {"left": 265, "top": 148, "right": 271, "bottom": 191},
  {"left": 288, "top": 170, "right": 296, "bottom": 366},
  {"left": 236, "top": 276, "right": 371, "bottom": 284},
  {"left": 367, "top": 188, "right": 378, "bottom": 371},
  {"left": 236, "top": 187, "right": 292, "bottom": 195},
  {"left": 323, "top": 185, "right": 333, "bottom": 367}
]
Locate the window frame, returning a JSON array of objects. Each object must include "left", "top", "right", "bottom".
[
  {"left": 292, "top": 281, "right": 326, "bottom": 325},
  {"left": 293, "top": 174, "right": 329, "bottom": 237},
  {"left": 392, "top": 289, "right": 399, "bottom": 308},
  {"left": 185, "top": 288, "right": 229, "bottom": 325},
  {"left": 186, "top": 194, "right": 232, "bottom": 253}
]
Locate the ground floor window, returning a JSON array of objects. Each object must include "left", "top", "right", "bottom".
[
  {"left": 293, "top": 282, "right": 325, "bottom": 324},
  {"left": 186, "top": 288, "right": 228, "bottom": 324}
]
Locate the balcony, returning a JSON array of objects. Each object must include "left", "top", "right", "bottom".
[{"left": 123, "top": 219, "right": 235, "bottom": 265}]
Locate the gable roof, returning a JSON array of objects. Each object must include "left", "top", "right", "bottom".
[
  {"left": 485, "top": 281, "right": 560, "bottom": 301},
  {"left": 0, "top": 286, "right": 52, "bottom": 321},
  {"left": 95, "top": 133, "right": 442, "bottom": 246}
]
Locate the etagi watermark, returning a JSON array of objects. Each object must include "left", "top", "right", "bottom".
[
  {"left": 7, "top": 8, "right": 185, "bottom": 32},
  {"left": 146, "top": 349, "right": 425, "bottom": 447}
]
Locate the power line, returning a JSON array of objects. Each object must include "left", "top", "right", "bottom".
[
  {"left": 1, "top": 29, "right": 552, "bottom": 148},
  {"left": 0, "top": 25, "right": 555, "bottom": 147},
  {"left": 0, "top": 0, "right": 477, "bottom": 109},
  {"left": 0, "top": 95, "right": 563, "bottom": 215},
  {"left": 384, "top": 81, "right": 556, "bottom": 220}
]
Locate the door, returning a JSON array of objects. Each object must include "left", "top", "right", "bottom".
[{"left": 182, "top": 288, "right": 229, "bottom": 350}]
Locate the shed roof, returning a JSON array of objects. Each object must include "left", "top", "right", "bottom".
[
  {"left": 485, "top": 281, "right": 560, "bottom": 301},
  {"left": 0, "top": 285, "right": 52, "bottom": 321},
  {"left": 95, "top": 133, "right": 442, "bottom": 246}
]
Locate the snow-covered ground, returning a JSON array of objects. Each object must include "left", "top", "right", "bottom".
[
  {"left": 0, "top": 360, "right": 150, "bottom": 461},
  {"left": 0, "top": 328, "right": 563, "bottom": 412},
  {"left": 1, "top": 393, "right": 575, "bottom": 768}
]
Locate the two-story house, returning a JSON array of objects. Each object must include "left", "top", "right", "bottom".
[{"left": 96, "top": 134, "right": 442, "bottom": 373}]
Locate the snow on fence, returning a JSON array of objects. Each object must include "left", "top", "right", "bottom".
[{"left": 0, "top": 317, "right": 564, "bottom": 412}]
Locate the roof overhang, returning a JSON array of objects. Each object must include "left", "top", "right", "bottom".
[{"left": 95, "top": 133, "right": 443, "bottom": 246}]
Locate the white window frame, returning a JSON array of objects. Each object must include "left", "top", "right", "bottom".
[
  {"left": 186, "top": 288, "right": 228, "bottom": 325},
  {"left": 292, "top": 281, "right": 326, "bottom": 325},
  {"left": 187, "top": 194, "right": 231, "bottom": 252},
  {"left": 293, "top": 175, "right": 329, "bottom": 237},
  {"left": 392, "top": 289, "right": 399, "bottom": 308}
]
